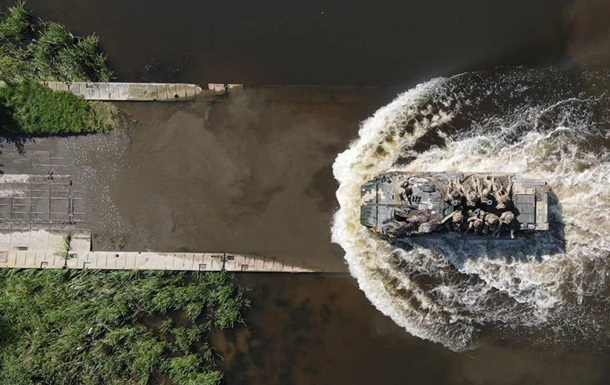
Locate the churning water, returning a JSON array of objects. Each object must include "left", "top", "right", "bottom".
[{"left": 332, "top": 67, "right": 610, "bottom": 351}]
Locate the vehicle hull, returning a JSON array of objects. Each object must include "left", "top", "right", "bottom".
[{"left": 360, "top": 172, "right": 549, "bottom": 239}]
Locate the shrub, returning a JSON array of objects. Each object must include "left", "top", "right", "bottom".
[
  {"left": 0, "top": 2, "right": 121, "bottom": 136},
  {"left": 0, "top": 3, "right": 112, "bottom": 82}
]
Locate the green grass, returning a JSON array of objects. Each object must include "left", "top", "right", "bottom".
[
  {"left": 0, "top": 79, "right": 124, "bottom": 135},
  {"left": 60, "top": 233, "right": 71, "bottom": 260},
  {"left": 0, "top": 269, "right": 250, "bottom": 385},
  {"left": 0, "top": 2, "right": 124, "bottom": 136}
]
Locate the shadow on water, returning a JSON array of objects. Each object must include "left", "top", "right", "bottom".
[
  {"left": 0, "top": 136, "right": 34, "bottom": 174},
  {"left": 0, "top": 135, "right": 30, "bottom": 154}
]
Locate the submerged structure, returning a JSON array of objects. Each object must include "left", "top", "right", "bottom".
[
  {"left": 360, "top": 172, "right": 549, "bottom": 239},
  {"left": 0, "top": 172, "right": 337, "bottom": 273}
]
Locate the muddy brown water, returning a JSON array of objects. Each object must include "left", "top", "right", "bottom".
[
  {"left": 0, "top": 88, "right": 395, "bottom": 272},
  {"left": 219, "top": 274, "right": 610, "bottom": 385},
  {"left": 3, "top": 0, "right": 610, "bottom": 383},
  {"left": 0, "top": 0, "right": 582, "bottom": 85}
]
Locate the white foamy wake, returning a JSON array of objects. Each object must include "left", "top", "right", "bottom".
[{"left": 332, "top": 69, "right": 610, "bottom": 350}]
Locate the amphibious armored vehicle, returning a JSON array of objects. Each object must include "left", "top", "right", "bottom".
[{"left": 360, "top": 172, "right": 549, "bottom": 239}]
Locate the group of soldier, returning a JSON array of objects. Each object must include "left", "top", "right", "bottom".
[{"left": 440, "top": 176, "right": 517, "bottom": 238}]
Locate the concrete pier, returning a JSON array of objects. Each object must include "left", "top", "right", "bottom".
[
  {"left": 42, "top": 82, "right": 244, "bottom": 102},
  {"left": 43, "top": 81, "right": 204, "bottom": 101}
]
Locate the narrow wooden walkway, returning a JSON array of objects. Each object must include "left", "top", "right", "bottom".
[{"left": 0, "top": 250, "right": 339, "bottom": 273}]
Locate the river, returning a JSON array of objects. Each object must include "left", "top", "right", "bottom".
[{"left": 2, "top": 0, "right": 610, "bottom": 384}]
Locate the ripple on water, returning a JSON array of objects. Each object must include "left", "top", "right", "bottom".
[{"left": 332, "top": 67, "right": 610, "bottom": 350}]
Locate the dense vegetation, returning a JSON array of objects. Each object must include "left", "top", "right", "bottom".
[
  {"left": 0, "top": 270, "right": 249, "bottom": 385},
  {"left": 0, "top": 79, "right": 123, "bottom": 134},
  {"left": 0, "top": 2, "right": 123, "bottom": 135},
  {"left": 0, "top": 2, "right": 111, "bottom": 82}
]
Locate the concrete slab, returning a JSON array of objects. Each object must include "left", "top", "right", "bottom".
[
  {"left": 0, "top": 250, "right": 65, "bottom": 269},
  {"left": 0, "top": 229, "right": 90, "bottom": 252},
  {"left": 224, "top": 254, "right": 316, "bottom": 273},
  {"left": 39, "top": 82, "right": 204, "bottom": 101}
]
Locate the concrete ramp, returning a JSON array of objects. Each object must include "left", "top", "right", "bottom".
[
  {"left": 0, "top": 228, "right": 91, "bottom": 252},
  {"left": 0, "top": 173, "right": 89, "bottom": 253}
]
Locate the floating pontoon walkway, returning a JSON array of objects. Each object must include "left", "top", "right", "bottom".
[
  {"left": 0, "top": 250, "right": 336, "bottom": 273},
  {"left": 0, "top": 81, "right": 231, "bottom": 101},
  {"left": 43, "top": 82, "right": 246, "bottom": 102},
  {"left": 43, "top": 81, "right": 204, "bottom": 101}
]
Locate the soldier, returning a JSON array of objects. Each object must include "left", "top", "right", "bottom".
[
  {"left": 477, "top": 176, "right": 495, "bottom": 206},
  {"left": 499, "top": 211, "right": 517, "bottom": 239},
  {"left": 405, "top": 208, "right": 443, "bottom": 234},
  {"left": 441, "top": 209, "right": 465, "bottom": 234},
  {"left": 483, "top": 212, "right": 501, "bottom": 236},
  {"left": 466, "top": 209, "right": 485, "bottom": 234},
  {"left": 445, "top": 179, "right": 464, "bottom": 206},
  {"left": 494, "top": 181, "right": 513, "bottom": 210},
  {"left": 463, "top": 179, "right": 480, "bottom": 208},
  {"left": 399, "top": 181, "right": 412, "bottom": 205},
  {"left": 381, "top": 221, "right": 401, "bottom": 238}
]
